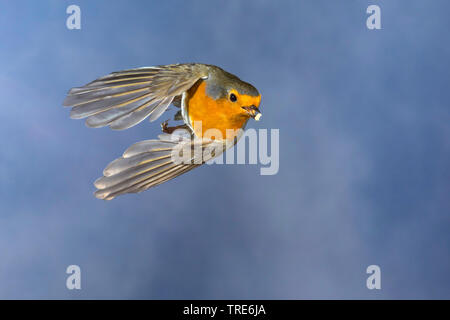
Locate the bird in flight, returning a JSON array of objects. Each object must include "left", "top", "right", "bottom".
[{"left": 63, "top": 63, "right": 262, "bottom": 200}]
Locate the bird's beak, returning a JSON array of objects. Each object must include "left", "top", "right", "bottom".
[{"left": 242, "top": 105, "right": 262, "bottom": 121}]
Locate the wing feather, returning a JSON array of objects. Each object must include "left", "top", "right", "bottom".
[
  {"left": 93, "top": 132, "right": 224, "bottom": 200},
  {"left": 108, "top": 96, "right": 173, "bottom": 130},
  {"left": 63, "top": 64, "right": 209, "bottom": 130}
]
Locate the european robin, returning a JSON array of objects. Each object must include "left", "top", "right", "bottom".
[{"left": 63, "top": 63, "right": 261, "bottom": 200}]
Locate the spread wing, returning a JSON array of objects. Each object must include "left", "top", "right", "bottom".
[
  {"left": 63, "top": 64, "right": 209, "bottom": 130},
  {"left": 93, "top": 131, "right": 225, "bottom": 200}
]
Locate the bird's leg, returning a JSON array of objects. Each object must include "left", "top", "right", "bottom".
[{"left": 161, "top": 120, "right": 189, "bottom": 134}]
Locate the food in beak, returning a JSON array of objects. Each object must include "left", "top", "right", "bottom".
[{"left": 242, "top": 105, "right": 262, "bottom": 121}]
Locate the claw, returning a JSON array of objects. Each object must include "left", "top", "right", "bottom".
[{"left": 161, "top": 119, "right": 170, "bottom": 133}]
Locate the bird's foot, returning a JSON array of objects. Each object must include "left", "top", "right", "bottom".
[{"left": 161, "top": 121, "right": 189, "bottom": 134}]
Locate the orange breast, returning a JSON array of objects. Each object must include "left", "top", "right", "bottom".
[{"left": 185, "top": 81, "right": 248, "bottom": 141}]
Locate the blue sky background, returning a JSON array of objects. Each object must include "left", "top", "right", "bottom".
[{"left": 0, "top": 0, "right": 449, "bottom": 299}]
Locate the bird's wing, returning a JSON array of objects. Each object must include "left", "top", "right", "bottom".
[
  {"left": 93, "top": 130, "right": 225, "bottom": 200},
  {"left": 63, "top": 64, "right": 209, "bottom": 130}
]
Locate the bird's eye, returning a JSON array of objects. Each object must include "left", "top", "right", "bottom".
[{"left": 229, "top": 93, "right": 237, "bottom": 102}]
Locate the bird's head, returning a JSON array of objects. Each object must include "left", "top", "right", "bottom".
[{"left": 206, "top": 68, "right": 262, "bottom": 121}]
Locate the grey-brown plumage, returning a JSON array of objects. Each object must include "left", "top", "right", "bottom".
[{"left": 64, "top": 64, "right": 210, "bottom": 130}]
